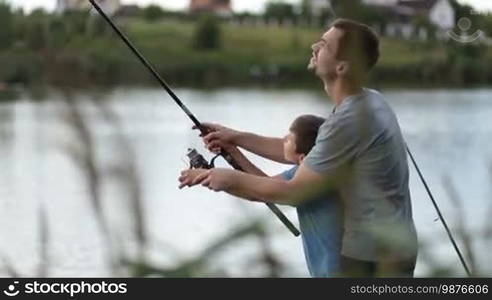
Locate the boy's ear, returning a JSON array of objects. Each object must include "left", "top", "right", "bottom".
[{"left": 298, "top": 153, "right": 306, "bottom": 163}]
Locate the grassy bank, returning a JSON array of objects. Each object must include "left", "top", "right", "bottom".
[{"left": 1, "top": 17, "right": 492, "bottom": 88}]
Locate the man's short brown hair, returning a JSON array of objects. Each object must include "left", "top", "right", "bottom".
[
  {"left": 331, "top": 18, "right": 380, "bottom": 72},
  {"left": 289, "top": 115, "right": 325, "bottom": 155}
]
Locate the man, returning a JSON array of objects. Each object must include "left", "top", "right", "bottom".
[{"left": 179, "top": 19, "right": 418, "bottom": 277}]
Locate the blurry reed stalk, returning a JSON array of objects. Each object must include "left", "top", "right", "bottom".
[
  {"left": 125, "top": 220, "right": 287, "bottom": 277},
  {"left": 0, "top": 255, "right": 20, "bottom": 277},
  {"left": 61, "top": 91, "right": 115, "bottom": 273},
  {"left": 91, "top": 98, "right": 147, "bottom": 264},
  {"left": 61, "top": 89, "right": 148, "bottom": 275},
  {"left": 486, "top": 162, "right": 492, "bottom": 240},
  {"left": 37, "top": 202, "right": 50, "bottom": 277}
]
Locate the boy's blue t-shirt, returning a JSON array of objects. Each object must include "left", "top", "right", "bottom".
[{"left": 281, "top": 166, "right": 342, "bottom": 277}]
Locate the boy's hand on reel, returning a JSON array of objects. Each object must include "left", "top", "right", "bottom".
[{"left": 179, "top": 169, "right": 208, "bottom": 189}]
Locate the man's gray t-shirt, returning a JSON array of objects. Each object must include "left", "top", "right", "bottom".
[{"left": 304, "top": 88, "right": 418, "bottom": 262}]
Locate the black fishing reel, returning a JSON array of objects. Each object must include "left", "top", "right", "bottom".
[{"left": 186, "top": 148, "right": 220, "bottom": 170}]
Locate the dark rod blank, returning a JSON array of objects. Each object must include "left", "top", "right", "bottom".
[{"left": 88, "top": 0, "right": 300, "bottom": 236}]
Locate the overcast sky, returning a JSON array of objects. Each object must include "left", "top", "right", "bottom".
[{"left": 6, "top": 0, "right": 492, "bottom": 14}]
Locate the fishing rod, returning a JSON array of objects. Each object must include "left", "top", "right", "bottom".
[
  {"left": 88, "top": 0, "right": 300, "bottom": 237},
  {"left": 406, "top": 146, "right": 472, "bottom": 276}
]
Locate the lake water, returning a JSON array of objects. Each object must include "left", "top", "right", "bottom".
[{"left": 0, "top": 87, "right": 491, "bottom": 277}]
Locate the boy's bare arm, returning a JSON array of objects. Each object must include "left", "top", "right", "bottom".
[
  {"left": 235, "top": 132, "right": 290, "bottom": 164},
  {"left": 226, "top": 146, "right": 267, "bottom": 176},
  {"left": 226, "top": 146, "right": 286, "bottom": 179}
]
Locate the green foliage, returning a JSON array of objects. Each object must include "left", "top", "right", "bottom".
[
  {"left": 47, "top": 17, "right": 69, "bottom": 47},
  {"left": 329, "top": 0, "right": 383, "bottom": 25},
  {"left": 0, "top": 48, "right": 42, "bottom": 84},
  {"left": 62, "top": 10, "right": 91, "bottom": 36},
  {"left": 264, "top": 1, "right": 295, "bottom": 23},
  {"left": 0, "top": 2, "right": 14, "bottom": 50},
  {"left": 354, "top": 3, "right": 383, "bottom": 25},
  {"left": 85, "top": 16, "right": 111, "bottom": 39},
  {"left": 449, "top": 0, "right": 477, "bottom": 23},
  {"left": 0, "top": 7, "right": 491, "bottom": 88},
  {"left": 193, "top": 14, "right": 222, "bottom": 51},
  {"left": 444, "top": 43, "right": 489, "bottom": 85},
  {"left": 25, "top": 18, "right": 48, "bottom": 50},
  {"left": 141, "top": 4, "right": 165, "bottom": 22},
  {"left": 474, "top": 12, "right": 492, "bottom": 37},
  {"left": 300, "top": 0, "right": 312, "bottom": 21},
  {"left": 335, "top": 0, "right": 360, "bottom": 20},
  {"left": 412, "top": 14, "right": 436, "bottom": 32}
]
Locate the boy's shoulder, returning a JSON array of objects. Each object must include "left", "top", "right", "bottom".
[{"left": 281, "top": 165, "right": 299, "bottom": 181}]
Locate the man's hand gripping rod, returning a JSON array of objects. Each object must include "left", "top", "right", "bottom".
[{"left": 88, "top": 0, "right": 300, "bottom": 236}]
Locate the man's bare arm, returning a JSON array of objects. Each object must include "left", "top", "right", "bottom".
[
  {"left": 229, "top": 164, "right": 326, "bottom": 205},
  {"left": 187, "top": 163, "right": 327, "bottom": 206}
]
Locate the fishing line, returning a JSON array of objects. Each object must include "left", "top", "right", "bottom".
[{"left": 406, "top": 146, "right": 472, "bottom": 276}]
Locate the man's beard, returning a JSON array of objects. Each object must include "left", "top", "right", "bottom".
[
  {"left": 326, "top": 69, "right": 337, "bottom": 82},
  {"left": 308, "top": 58, "right": 336, "bottom": 81},
  {"left": 309, "top": 63, "right": 337, "bottom": 83}
]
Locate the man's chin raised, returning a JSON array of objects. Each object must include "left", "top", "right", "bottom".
[{"left": 307, "top": 61, "right": 316, "bottom": 71}]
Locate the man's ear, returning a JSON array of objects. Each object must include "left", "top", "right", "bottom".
[{"left": 337, "top": 61, "right": 349, "bottom": 75}]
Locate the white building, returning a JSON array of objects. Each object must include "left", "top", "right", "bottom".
[
  {"left": 363, "top": 0, "right": 399, "bottom": 5},
  {"left": 363, "top": 0, "right": 455, "bottom": 40},
  {"left": 364, "top": 0, "right": 455, "bottom": 30},
  {"left": 427, "top": 0, "right": 455, "bottom": 30}
]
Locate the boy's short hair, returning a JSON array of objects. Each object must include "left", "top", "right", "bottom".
[{"left": 289, "top": 115, "right": 325, "bottom": 155}]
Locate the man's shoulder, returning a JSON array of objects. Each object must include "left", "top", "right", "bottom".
[
  {"left": 343, "top": 88, "right": 394, "bottom": 121},
  {"left": 356, "top": 88, "right": 386, "bottom": 108},
  {"left": 334, "top": 88, "right": 382, "bottom": 116},
  {"left": 365, "top": 88, "right": 383, "bottom": 97},
  {"left": 324, "top": 88, "right": 399, "bottom": 143}
]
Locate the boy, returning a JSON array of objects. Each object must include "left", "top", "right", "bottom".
[{"left": 181, "top": 115, "right": 342, "bottom": 277}]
